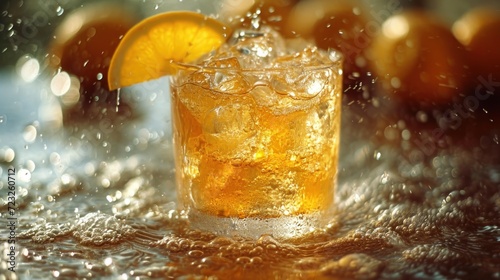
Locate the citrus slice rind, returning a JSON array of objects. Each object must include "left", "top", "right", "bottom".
[{"left": 108, "top": 11, "right": 231, "bottom": 90}]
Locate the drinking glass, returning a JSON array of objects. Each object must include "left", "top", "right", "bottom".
[{"left": 169, "top": 34, "right": 343, "bottom": 239}]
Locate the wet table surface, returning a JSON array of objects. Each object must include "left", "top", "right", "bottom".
[{"left": 0, "top": 70, "right": 499, "bottom": 279}]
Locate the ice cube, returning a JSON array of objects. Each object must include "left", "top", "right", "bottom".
[
  {"left": 227, "top": 27, "right": 287, "bottom": 68},
  {"left": 196, "top": 57, "right": 251, "bottom": 95},
  {"left": 270, "top": 47, "right": 337, "bottom": 100},
  {"left": 202, "top": 101, "right": 257, "bottom": 160},
  {"left": 250, "top": 83, "right": 278, "bottom": 108},
  {"left": 249, "top": 75, "right": 324, "bottom": 115},
  {"left": 206, "top": 56, "right": 241, "bottom": 68},
  {"left": 249, "top": 60, "right": 331, "bottom": 115},
  {"left": 271, "top": 68, "right": 330, "bottom": 99},
  {"left": 173, "top": 81, "right": 218, "bottom": 123},
  {"left": 203, "top": 103, "right": 253, "bottom": 135}
]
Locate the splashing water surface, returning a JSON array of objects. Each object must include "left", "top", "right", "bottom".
[
  {"left": 1, "top": 1, "right": 500, "bottom": 279},
  {"left": 1, "top": 66, "right": 499, "bottom": 279}
]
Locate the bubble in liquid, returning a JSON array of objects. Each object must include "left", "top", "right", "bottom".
[
  {"left": 18, "top": 222, "right": 72, "bottom": 243},
  {"left": 320, "top": 253, "right": 384, "bottom": 279},
  {"left": 72, "top": 213, "right": 136, "bottom": 246},
  {"left": 402, "top": 244, "right": 463, "bottom": 265}
]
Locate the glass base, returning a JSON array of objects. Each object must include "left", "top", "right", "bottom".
[{"left": 187, "top": 209, "right": 328, "bottom": 240}]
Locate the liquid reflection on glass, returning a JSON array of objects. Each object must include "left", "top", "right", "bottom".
[{"left": 170, "top": 27, "right": 343, "bottom": 239}]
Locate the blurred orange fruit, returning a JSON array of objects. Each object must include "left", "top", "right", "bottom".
[
  {"left": 369, "top": 10, "right": 470, "bottom": 105},
  {"left": 48, "top": 3, "right": 137, "bottom": 91},
  {"left": 452, "top": 7, "right": 500, "bottom": 80},
  {"left": 287, "top": 0, "right": 371, "bottom": 76},
  {"left": 107, "top": 11, "right": 231, "bottom": 90}
]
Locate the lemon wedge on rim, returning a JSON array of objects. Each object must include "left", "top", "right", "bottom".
[{"left": 108, "top": 11, "right": 231, "bottom": 90}]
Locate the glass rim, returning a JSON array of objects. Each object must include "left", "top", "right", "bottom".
[{"left": 171, "top": 49, "right": 344, "bottom": 74}]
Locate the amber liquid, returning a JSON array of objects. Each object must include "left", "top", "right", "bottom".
[{"left": 170, "top": 67, "right": 342, "bottom": 222}]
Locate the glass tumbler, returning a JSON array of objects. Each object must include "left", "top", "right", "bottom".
[{"left": 169, "top": 52, "right": 342, "bottom": 239}]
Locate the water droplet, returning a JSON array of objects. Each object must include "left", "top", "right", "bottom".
[
  {"left": 84, "top": 162, "right": 96, "bottom": 176},
  {"left": 23, "top": 124, "right": 37, "bottom": 143},
  {"left": 0, "top": 147, "right": 15, "bottom": 163},
  {"left": 87, "top": 27, "right": 96, "bottom": 38},
  {"left": 26, "top": 159, "right": 36, "bottom": 172},
  {"left": 51, "top": 71, "right": 71, "bottom": 96},
  {"left": 16, "top": 55, "right": 39, "bottom": 82},
  {"left": 104, "top": 257, "right": 113, "bottom": 266},
  {"left": 21, "top": 248, "right": 29, "bottom": 257},
  {"left": 56, "top": 6, "right": 64, "bottom": 16},
  {"left": 116, "top": 88, "right": 121, "bottom": 112},
  {"left": 50, "top": 152, "right": 61, "bottom": 165},
  {"left": 60, "top": 174, "right": 73, "bottom": 185},
  {"left": 384, "top": 125, "right": 398, "bottom": 141},
  {"left": 390, "top": 77, "right": 401, "bottom": 88},
  {"left": 401, "top": 129, "right": 411, "bottom": 140},
  {"left": 102, "top": 178, "right": 111, "bottom": 188},
  {"left": 416, "top": 110, "right": 428, "bottom": 123},
  {"left": 18, "top": 168, "right": 32, "bottom": 182}
]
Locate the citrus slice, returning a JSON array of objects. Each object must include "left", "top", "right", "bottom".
[{"left": 108, "top": 11, "right": 231, "bottom": 90}]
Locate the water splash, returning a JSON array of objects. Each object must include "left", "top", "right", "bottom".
[{"left": 116, "top": 88, "right": 121, "bottom": 112}]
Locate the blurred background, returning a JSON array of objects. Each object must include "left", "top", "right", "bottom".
[
  {"left": 0, "top": 2, "right": 499, "bottom": 279},
  {"left": 1, "top": 0, "right": 500, "bottom": 137},
  {"left": 1, "top": 0, "right": 500, "bottom": 70}
]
